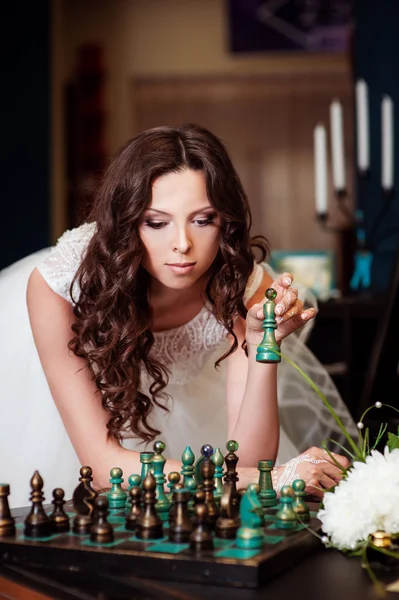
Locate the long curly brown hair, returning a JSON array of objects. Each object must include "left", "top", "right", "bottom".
[{"left": 69, "top": 124, "right": 268, "bottom": 443}]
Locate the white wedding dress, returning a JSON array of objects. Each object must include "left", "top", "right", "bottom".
[{"left": 0, "top": 223, "right": 356, "bottom": 508}]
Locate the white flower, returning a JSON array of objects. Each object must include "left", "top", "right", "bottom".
[{"left": 318, "top": 446, "right": 399, "bottom": 549}]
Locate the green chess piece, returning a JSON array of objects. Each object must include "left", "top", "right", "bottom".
[
  {"left": 257, "top": 460, "right": 278, "bottom": 508},
  {"left": 151, "top": 440, "right": 170, "bottom": 521},
  {"left": 236, "top": 484, "right": 264, "bottom": 549},
  {"left": 167, "top": 472, "right": 181, "bottom": 502},
  {"left": 125, "top": 474, "right": 141, "bottom": 514},
  {"left": 275, "top": 486, "right": 298, "bottom": 530},
  {"left": 139, "top": 451, "right": 155, "bottom": 486},
  {"left": 256, "top": 288, "right": 281, "bottom": 363},
  {"left": 292, "top": 479, "right": 310, "bottom": 523},
  {"left": 106, "top": 467, "right": 127, "bottom": 509},
  {"left": 211, "top": 447, "right": 224, "bottom": 504},
  {"left": 181, "top": 446, "right": 197, "bottom": 491}
]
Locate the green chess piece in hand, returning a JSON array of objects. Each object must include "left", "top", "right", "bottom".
[{"left": 256, "top": 288, "right": 281, "bottom": 363}]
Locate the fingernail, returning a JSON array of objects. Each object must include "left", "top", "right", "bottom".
[
  {"left": 283, "top": 277, "right": 292, "bottom": 285},
  {"left": 276, "top": 316, "right": 283, "bottom": 324},
  {"left": 301, "top": 312, "right": 309, "bottom": 320},
  {"left": 275, "top": 304, "right": 284, "bottom": 315}
]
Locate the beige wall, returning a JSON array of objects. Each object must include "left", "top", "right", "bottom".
[{"left": 53, "top": 0, "right": 353, "bottom": 275}]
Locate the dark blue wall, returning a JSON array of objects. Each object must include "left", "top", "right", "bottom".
[
  {"left": 355, "top": 0, "right": 399, "bottom": 290},
  {"left": 0, "top": 2, "right": 51, "bottom": 269}
]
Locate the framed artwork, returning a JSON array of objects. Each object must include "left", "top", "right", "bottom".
[
  {"left": 270, "top": 250, "right": 336, "bottom": 299},
  {"left": 227, "top": 0, "right": 354, "bottom": 53}
]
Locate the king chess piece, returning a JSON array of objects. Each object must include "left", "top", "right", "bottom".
[{"left": 256, "top": 288, "right": 281, "bottom": 363}]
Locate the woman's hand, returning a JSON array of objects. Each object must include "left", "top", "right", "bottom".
[
  {"left": 272, "top": 446, "right": 351, "bottom": 499},
  {"left": 245, "top": 271, "right": 317, "bottom": 346}
]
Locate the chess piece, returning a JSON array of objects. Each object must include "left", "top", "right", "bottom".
[
  {"left": 168, "top": 489, "right": 192, "bottom": 543},
  {"left": 140, "top": 451, "right": 155, "bottom": 486},
  {"left": 223, "top": 440, "right": 240, "bottom": 513},
  {"left": 49, "top": 488, "right": 70, "bottom": 533},
  {"left": 190, "top": 496, "right": 213, "bottom": 553},
  {"left": 257, "top": 460, "right": 278, "bottom": 508},
  {"left": 151, "top": 441, "right": 170, "bottom": 521},
  {"left": 167, "top": 472, "right": 181, "bottom": 503},
  {"left": 125, "top": 474, "right": 141, "bottom": 514},
  {"left": 275, "top": 486, "right": 298, "bottom": 530},
  {"left": 24, "top": 471, "right": 52, "bottom": 538},
  {"left": 181, "top": 446, "right": 196, "bottom": 491},
  {"left": 135, "top": 472, "right": 163, "bottom": 540},
  {"left": 169, "top": 482, "right": 185, "bottom": 525},
  {"left": 0, "top": 484, "right": 15, "bottom": 537},
  {"left": 72, "top": 466, "right": 97, "bottom": 534},
  {"left": 72, "top": 466, "right": 97, "bottom": 515},
  {"left": 125, "top": 486, "right": 142, "bottom": 531},
  {"left": 211, "top": 447, "right": 224, "bottom": 504},
  {"left": 236, "top": 484, "right": 264, "bottom": 549},
  {"left": 256, "top": 288, "right": 281, "bottom": 363},
  {"left": 215, "top": 481, "right": 240, "bottom": 539},
  {"left": 292, "top": 479, "right": 310, "bottom": 523},
  {"left": 90, "top": 496, "right": 114, "bottom": 544},
  {"left": 107, "top": 467, "right": 127, "bottom": 509},
  {"left": 200, "top": 445, "right": 219, "bottom": 526}
]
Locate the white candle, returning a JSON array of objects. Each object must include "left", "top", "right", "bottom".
[
  {"left": 314, "top": 124, "right": 328, "bottom": 215},
  {"left": 381, "top": 95, "right": 394, "bottom": 190},
  {"left": 330, "top": 99, "right": 346, "bottom": 192},
  {"left": 355, "top": 79, "right": 370, "bottom": 172}
]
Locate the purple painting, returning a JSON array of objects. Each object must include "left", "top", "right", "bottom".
[{"left": 227, "top": 0, "right": 354, "bottom": 53}]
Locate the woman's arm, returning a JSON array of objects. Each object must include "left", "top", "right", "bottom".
[
  {"left": 27, "top": 268, "right": 181, "bottom": 489},
  {"left": 226, "top": 270, "right": 279, "bottom": 466}
]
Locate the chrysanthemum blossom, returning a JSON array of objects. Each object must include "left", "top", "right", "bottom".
[{"left": 318, "top": 446, "right": 399, "bottom": 549}]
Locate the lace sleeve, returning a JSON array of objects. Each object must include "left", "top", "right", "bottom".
[{"left": 37, "top": 222, "right": 96, "bottom": 304}]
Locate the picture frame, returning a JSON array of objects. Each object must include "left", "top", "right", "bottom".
[{"left": 270, "top": 250, "right": 336, "bottom": 299}]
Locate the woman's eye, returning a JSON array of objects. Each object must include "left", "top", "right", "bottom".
[
  {"left": 145, "top": 221, "right": 167, "bottom": 229},
  {"left": 194, "top": 217, "right": 215, "bottom": 227}
]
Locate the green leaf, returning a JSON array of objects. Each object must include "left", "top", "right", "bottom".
[{"left": 387, "top": 431, "right": 399, "bottom": 452}]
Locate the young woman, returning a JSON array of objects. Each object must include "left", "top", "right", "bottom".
[{"left": 0, "top": 124, "right": 354, "bottom": 507}]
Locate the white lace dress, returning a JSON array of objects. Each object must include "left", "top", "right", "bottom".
[{"left": 0, "top": 223, "right": 356, "bottom": 508}]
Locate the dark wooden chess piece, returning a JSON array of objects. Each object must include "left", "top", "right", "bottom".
[
  {"left": 49, "top": 488, "right": 70, "bottom": 533},
  {"left": 215, "top": 481, "right": 240, "bottom": 539},
  {"left": 24, "top": 471, "right": 52, "bottom": 538},
  {"left": 223, "top": 440, "right": 240, "bottom": 512},
  {"left": 72, "top": 465, "right": 97, "bottom": 535},
  {"left": 90, "top": 496, "right": 114, "bottom": 544},
  {"left": 190, "top": 497, "right": 213, "bottom": 553},
  {"left": 200, "top": 445, "right": 219, "bottom": 527},
  {"left": 0, "top": 484, "right": 15, "bottom": 537},
  {"left": 168, "top": 489, "right": 192, "bottom": 543},
  {"left": 125, "top": 486, "right": 142, "bottom": 531},
  {"left": 168, "top": 482, "right": 184, "bottom": 526},
  {"left": 135, "top": 472, "right": 163, "bottom": 540}
]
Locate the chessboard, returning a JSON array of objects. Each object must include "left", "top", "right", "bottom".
[{"left": 0, "top": 501, "right": 321, "bottom": 589}]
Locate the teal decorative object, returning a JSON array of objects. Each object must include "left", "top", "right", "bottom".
[
  {"left": 106, "top": 467, "right": 127, "bottom": 509},
  {"left": 236, "top": 484, "right": 264, "bottom": 549},
  {"left": 256, "top": 288, "right": 281, "bottom": 363}
]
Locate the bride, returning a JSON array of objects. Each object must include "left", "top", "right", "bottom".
[{"left": 0, "top": 124, "right": 355, "bottom": 508}]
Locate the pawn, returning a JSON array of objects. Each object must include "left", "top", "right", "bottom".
[
  {"left": 168, "top": 489, "right": 192, "bottom": 543},
  {"left": 0, "top": 484, "right": 15, "bottom": 537},
  {"left": 292, "top": 479, "right": 310, "bottom": 524},
  {"left": 90, "top": 496, "right": 114, "bottom": 544},
  {"left": 24, "top": 471, "right": 52, "bottom": 538},
  {"left": 107, "top": 467, "right": 127, "bottom": 510},
  {"left": 49, "top": 488, "right": 69, "bottom": 533},
  {"left": 135, "top": 472, "right": 163, "bottom": 540},
  {"left": 190, "top": 497, "right": 213, "bottom": 553},
  {"left": 168, "top": 482, "right": 184, "bottom": 526},
  {"left": 275, "top": 486, "right": 298, "bottom": 530},
  {"left": 167, "top": 472, "right": 181, "bottom": 503},
  {"left": 125, "top": 486, "right": 142, "bottom": 531},
  {"left": 125, "top": 474, "right": 141, "bottom": 514}
]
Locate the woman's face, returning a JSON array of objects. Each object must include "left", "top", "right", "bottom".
[{"left": 139, "top": 169, "right": 221, "bottom": 292}]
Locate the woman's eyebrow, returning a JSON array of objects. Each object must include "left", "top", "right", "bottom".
[{"left": 144, "top": 205, "right": 214, "bottom": 218}]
